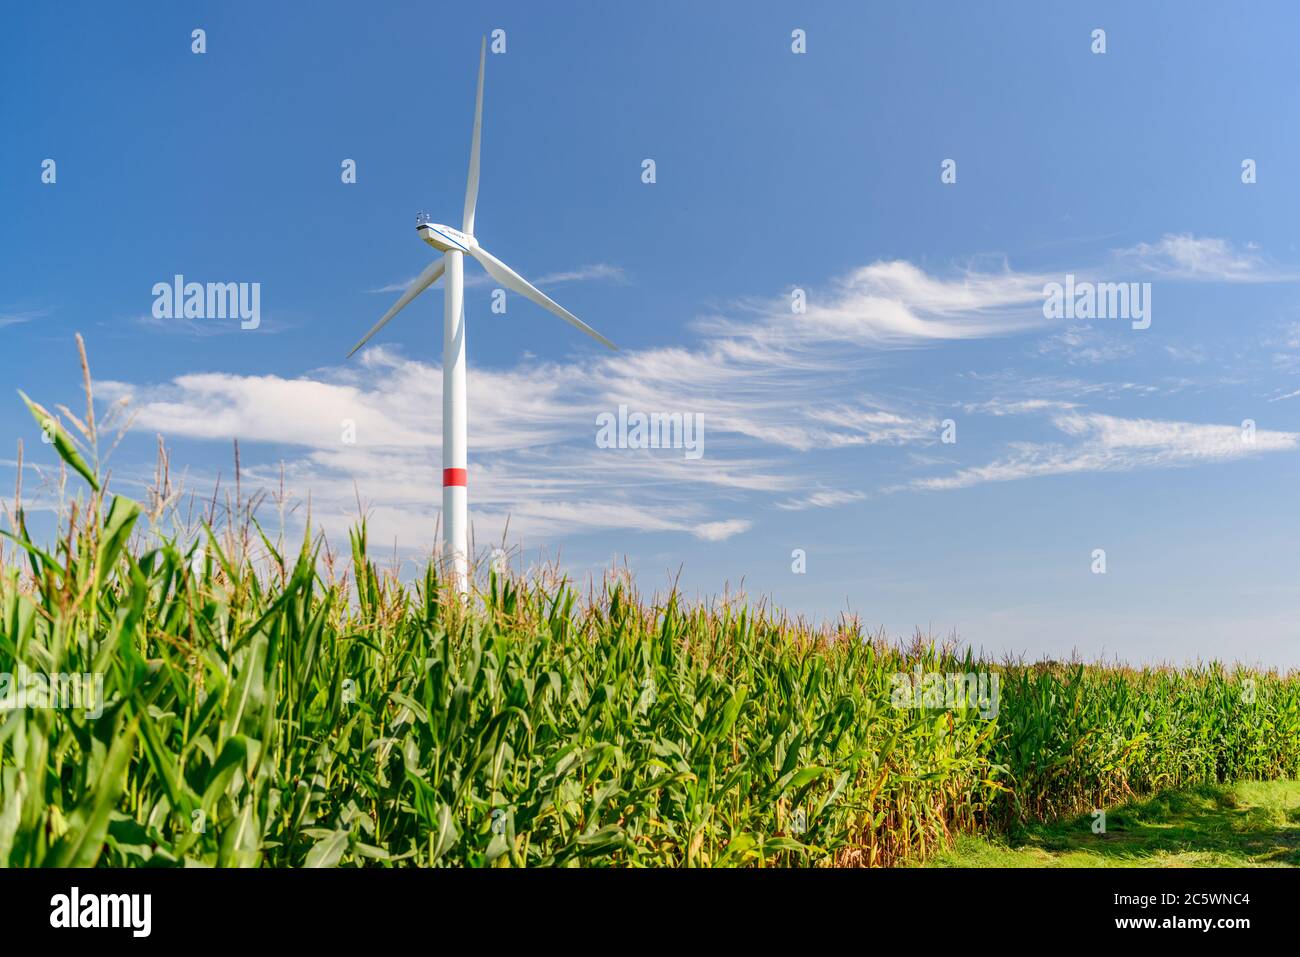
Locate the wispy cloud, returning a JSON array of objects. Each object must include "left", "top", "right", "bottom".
[
  {"left": 805, "top": 406, "right": 939, "bottom": 446},
  {"left": 705, "top": 259, "right": 1051, "bottom": 350},
  {"left": 776, "top": 488, "right": 867, "bottom": 511},
  {"left": 129, "top": 314, "right": 281, "bottom": 337},
  {"left": 0, "top": 307, "right": 52, "bottom": 328},
  {"left": 370, "top": 263, "right": 627, "bottom": 295},
  {"left": 1035, "top": 324, "right": 1136, "bottom": 365},
  {"left": 95, "top": 245, "right": 1298, "bottom": 553},
  {"left": 528, "top": 263, "right": 627, "bottom": 285},
  {"left": 110, "top": 256, "right": 1046, "bottom": 549},
  {"left": 97, "top": 346, "right": 771, "bottom": 548},
  {"left": 961, "top": 397, "right": 1078, "bottom": 417},
  {"left": 1114, "top": 234, "right": 1298, "bottom": 283},
  {"left": 909, "top": 411, "right": 1297, "bottom": 491}
]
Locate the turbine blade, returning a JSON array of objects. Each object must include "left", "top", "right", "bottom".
[
  {"left": 463, "top": 37, "right": 486, "bottom": 236},
  {"left": 347, "top": 257, "right": 445, "bottom": 358},
  {"left": 469, "top": 245, "right": 618, "bottom": 351}
]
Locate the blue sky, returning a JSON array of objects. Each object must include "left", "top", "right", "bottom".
[{"left": 5, "top": 1, "right": 1300, "bottom": 665}]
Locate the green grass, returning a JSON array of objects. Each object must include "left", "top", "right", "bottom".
[{"left": 926, "top": 780, "right": 1300, "bottom": 867}]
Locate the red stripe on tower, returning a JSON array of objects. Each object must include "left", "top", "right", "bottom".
[{"left": 443, "top": 468, "right": 468, "bottom": 487}]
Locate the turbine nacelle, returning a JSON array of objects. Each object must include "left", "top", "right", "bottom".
[{"left": 418, "top": 222, "right": 476, "bottom": 253}]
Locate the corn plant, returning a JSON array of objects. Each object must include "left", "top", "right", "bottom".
[{"left": 2, "top": 374, "right": 1297, "bottom": 867}]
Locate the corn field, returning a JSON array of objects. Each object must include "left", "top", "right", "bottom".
[{"left": 2, "top": 373, "right": 1298, "bottom": 867}]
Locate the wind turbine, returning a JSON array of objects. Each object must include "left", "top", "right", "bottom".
[{"left": 347, "top": 38, "right": 618, "bottom": 594}]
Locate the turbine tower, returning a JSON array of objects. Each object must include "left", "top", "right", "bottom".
[{"left": 347, "top": 39, "right": 617, "bottom": 594}]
